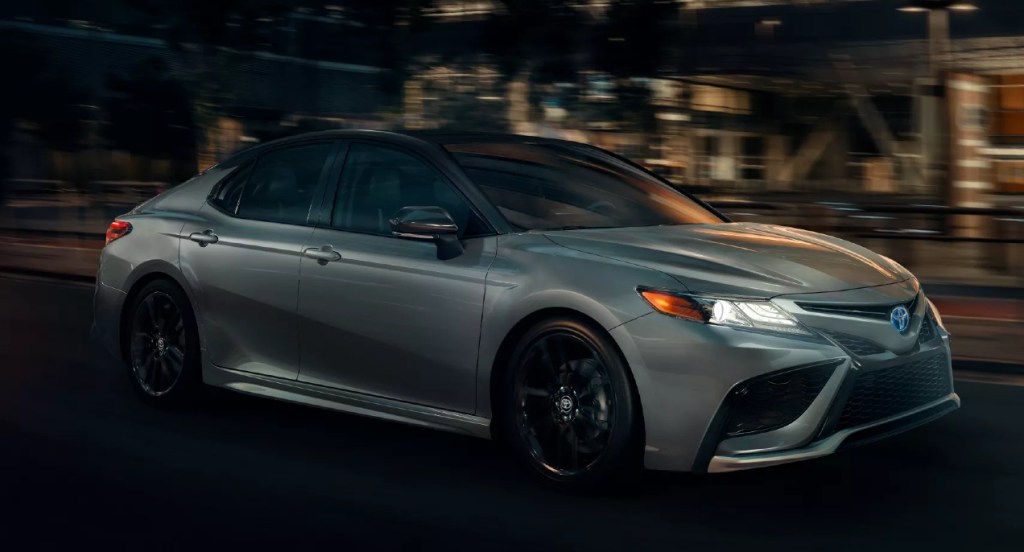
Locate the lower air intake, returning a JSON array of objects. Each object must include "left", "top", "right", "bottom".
[
  {"left": 836, "top": 353, "right": 952, "bottom": 431},
  {"left": 723, "top": 362, "right": 837, "bottom": 437}
]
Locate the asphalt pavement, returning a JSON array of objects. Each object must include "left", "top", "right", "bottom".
[{"left": 2, "top": 275, "right": 1023, "bottom": 550}]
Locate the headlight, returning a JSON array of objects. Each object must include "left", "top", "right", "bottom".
[
  {"left": 926, "top": 298, "right": 945, "bottom": 330},
  {"left": 638, "top": 288, "right": 812, "bottom": 336}
]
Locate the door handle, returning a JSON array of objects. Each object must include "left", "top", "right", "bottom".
[
  {"left": 188, "top": 230, "right": 219, "bottom": 246},
  {"left": 303, "top": 245, "right": 342, "bottom": 265}
]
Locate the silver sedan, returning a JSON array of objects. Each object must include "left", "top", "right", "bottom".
[{"left": 93, "top": 130, "right": 958, "bottom": 488}]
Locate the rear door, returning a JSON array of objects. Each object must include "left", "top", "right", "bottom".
[
  {"left": 295, "top": 141, "right": 496, "bottom": 413},
  {"left": 180, "top": 141, "right": 339, "bottom": 379}
]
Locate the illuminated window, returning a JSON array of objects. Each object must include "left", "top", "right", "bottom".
[{"left": 690, "top": 85, "right": 751, "bottom": 115}]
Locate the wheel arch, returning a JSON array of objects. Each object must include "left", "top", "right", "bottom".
[
  {"left": 118, "top": 261, "right": 199, "bottom": 361},
  {"left": 487, "top": 307, "right": 646, "bottom": 445}
]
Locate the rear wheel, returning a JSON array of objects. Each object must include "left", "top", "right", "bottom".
[
  {"left": 125, "top": 279, "right": 201, "bottom": 404},
  {"left": 498, "top": 317, "right": 641, "bottom": 489}
]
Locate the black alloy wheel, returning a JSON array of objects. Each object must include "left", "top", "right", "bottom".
[
  {"left": 499, "top": 318, "right": 641, "bottom": 488},
  {"left": 125, "top": 279, "right": 201, "bottom": 403}
]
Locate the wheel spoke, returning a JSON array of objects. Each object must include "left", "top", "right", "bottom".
[
  {"left": 155, "top": 298, "right": 171, "bottom": 332},
  {"left": 168, "top": 309, "right": 183, "bottom": 336},
  {"left": 579, "top": 383, "right": 603, "bottom": 402},
  {"left": 156, "top": 356, "right": 168, "bottom": 391},
  {"left": 536, "top": 337, "right": 562, "bottom": 383},
  {"left": 165, "top": 346, "right": 184, "bottom": 373},
  {"left": 146, "top": 355, "right": 161, "bottom": 389},
  {"left": 577, "top": 406, "right": 610, "bottom": 436},
  {"left": 554, "top": 424, "right": 568, "bottom": 467},
  {"left": 568, "top": 426, "right": 580, "bottom": 470},
  {"left": 142, "top": 298, "right": 159, "bottom": 332},
  {"left": 531, "top": 412, "right": 556, "bottom": 437},
  {"left": 522, "top": 385, "right": 550, "bottom": 398}
]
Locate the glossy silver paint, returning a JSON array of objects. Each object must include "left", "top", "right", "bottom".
[
  {"left": 296, "top": 228, "right": 495, "bottom": 413},
  {"left": 93, "top": 130, "right": 956, "bottom": 474},
  {"left": 180, "top": 204, "right": 316, "bottom": 380},
  {"left": 544, "top": 223, "right": 915, "bottom": 298}
]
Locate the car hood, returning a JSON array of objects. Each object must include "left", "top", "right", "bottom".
[{"left": 543, "top": 222, "right": 913, "bottom": 298}]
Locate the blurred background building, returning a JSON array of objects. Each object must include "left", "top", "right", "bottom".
[{"left": 2, "top": 0, "right": 1024, "bottom": 288}]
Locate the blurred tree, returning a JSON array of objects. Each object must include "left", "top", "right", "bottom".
[
  {"left": 591, "top": 0, "right": 677, "bottom": 134},
  {"left": 102, "top": 59, "right": 196, "bottom": 162},
  {"left": 613, "top": 80, "right": 658, "bottom": 135},
  {"left": 124, "top": 0, "right": 295, "bottom": 168},
  {"left": 480, "top": 0, "right": 585, "bottom": 83},
  {"left": 592, "top": 0, "right": 675, "bottom": 79},
  {"left": 344, "top": 0, "right": 436, "bottom": 100},
  {"left": 0, "top": 33, "right": 86, "bottom": 151},
  {"left": 0, "top": 32, "right": 86, "bottom": 199},
  {"left": 124, "top": 0, "right": 438, "bottom": 164}
]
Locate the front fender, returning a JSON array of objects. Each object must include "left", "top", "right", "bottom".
[{"left": 474, "top": 233, "right": 679, "bottom": 419}]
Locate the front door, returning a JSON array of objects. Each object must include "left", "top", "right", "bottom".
[{"left": 296, "top": 142, "right": 496, "bottom": 413}]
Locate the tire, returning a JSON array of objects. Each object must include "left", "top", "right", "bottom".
[
  {"left": 124, "top": 279, "right": 202, "bottom": 405},
  {"left": 497, "top": 317, "right": 642, "bottom": 489}
]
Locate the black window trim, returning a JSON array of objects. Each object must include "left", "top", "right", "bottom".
[
  {"left": 206, "top": 159, "right": 253, "bottom": 216},
  {"left": 321, "top": 138, "right": 498, "bottom": 240},
  {"left": 204, "top": 139, "right": 341, "bottom": 228}
]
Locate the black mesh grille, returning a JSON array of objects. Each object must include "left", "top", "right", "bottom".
[
  {"left": 836, "top": 353, "right": 951, "bottom": 430},
  {"left": 820, "top": 329, "right": 886, "bottom": 356},
  {"left": 724, "top": 363, "right": 837, "bottom": 437}
]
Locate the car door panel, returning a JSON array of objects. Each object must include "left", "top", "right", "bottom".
[
  {"left": 180, "top": 208, "right": 314, "bottom": 379},
  {"left": 297, "top": 230, "right": 495, "bottom": 413},
  {"left": 179, "top": 141, "right": 338, "bottom": 380},
  {"left": 295, "top": 140, "right": 496, "bottom": 414}
]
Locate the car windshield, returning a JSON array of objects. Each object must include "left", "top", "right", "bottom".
[{"left": 444, "top": 141, "right": 723, "bottom": 231}]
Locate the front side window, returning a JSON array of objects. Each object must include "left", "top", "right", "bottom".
[
  {"left": 332, "top": 143, "right": 486, "bottom": 237},
  {"left": 445, "top": 142, "right": 723, "bottom": 230},
  {"left": 235, "top": 143, "right": 333, "bottom": 225}
]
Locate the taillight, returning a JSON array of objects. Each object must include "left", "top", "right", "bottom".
[{"left": 105, "top": 220, "right": 132, "bottom": 245}]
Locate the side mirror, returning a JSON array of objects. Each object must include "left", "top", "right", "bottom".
[{"left": 389, "top": 206, "right": 464, "bottom": 260}]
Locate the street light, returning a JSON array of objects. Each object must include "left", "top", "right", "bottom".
[
  {"left": 898, "top": 0, "right": 978, "bottom": 79},
  {"left": 898, "top": 1, "right": 977, "bottom": 11}
]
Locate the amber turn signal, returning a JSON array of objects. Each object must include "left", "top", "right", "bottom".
[{"left": 639, "top": 289, "right": 708, "bottom": 322}]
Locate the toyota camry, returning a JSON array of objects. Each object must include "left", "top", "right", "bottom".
[{"left": 93, "top": 130, "right": 958, "bottom": 488}]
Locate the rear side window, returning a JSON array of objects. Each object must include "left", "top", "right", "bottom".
[
  {"left": 209, "top": 163, "right": 252, "bottom": 214},
  {"left": 236, "top": 143, "right": 333, "bottom": 225}
]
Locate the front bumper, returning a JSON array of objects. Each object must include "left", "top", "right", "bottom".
[
  {"left": 611, "top": 285, "right": 956, "bottom": 473},
  {"left": 708, "top": 392, "right": 959, "bottom": 473}
]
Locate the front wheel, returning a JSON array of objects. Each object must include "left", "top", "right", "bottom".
[
  {"left": 125, "top": 279, "right": 202, "bottom": 404},
  {"left": 497, "top": 318, "right": 642, "bottom": 489}
]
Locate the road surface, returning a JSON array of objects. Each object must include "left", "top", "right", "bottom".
[{"left": 1, "top": 275, "right": 1022, "bottom": 550}]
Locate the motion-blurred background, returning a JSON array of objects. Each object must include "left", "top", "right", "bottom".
[{"left": 1, "top": 0, "right": 1022, "bottom": 365}]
